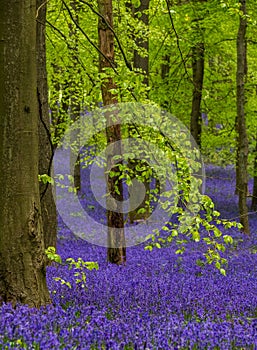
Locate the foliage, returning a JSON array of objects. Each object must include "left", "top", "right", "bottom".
[
  {"left": 45, "top": 246, "right": 99, "bottom": 291},
  {"left": 54, "top": 102, "right": 242, "bottom": 272},
  {"left": 38, "top": 174, "right": 54, "bottom": 185},
  {"left": 45, "top": 246, "right": 62, "bottom": 264},
  {"left": 46, "top": 0, "right": 257, "bottom": 169}
]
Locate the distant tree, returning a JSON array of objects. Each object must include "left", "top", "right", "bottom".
[
  {"left": 0, "top": 0, "right": 51, "bottom": 306},
  {"left": 190, "top": 0, "right": 206, "bottom": 149},
  {"left": 251, "top": 137, "right": 257, "bottom": 211},
  {"left": 190, "top": 42, "right": 204, "bottom": 149},
  {"left": 67, "top": 0, "right": 82, "bottom": 191},
  {"left": 98, "top": 0, "right": 126, "bottom": 264},
  {"left": 37, "top": 0, "right": 57, "bottom": 249},
  {"left": 133, "top": 0, "right": 150, "bottom": 87},
  {"left": 235, "top": 0, "right": 250, "bottom": 233},
  {"left": 129, "top": 0, "right": 151, "bottom": 223}
]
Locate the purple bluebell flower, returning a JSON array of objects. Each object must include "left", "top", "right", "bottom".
[{"left": 0, "top": 165, "right": 256, "bottom": 349}]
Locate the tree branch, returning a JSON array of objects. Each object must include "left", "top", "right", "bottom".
[
  {"left": 61, "top": 0, "right": 117, "bottom": 72},
  {"left": 165, "top": 0, "right": 192, "bottom": 83}
]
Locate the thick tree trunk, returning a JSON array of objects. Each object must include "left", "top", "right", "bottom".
[
  {"left": 236, "top": 0, "right": 249, "bottom": 234},
  {"left": 37, "top": 0, "right": 57, "bottom": 249},
  {"left": 98, "top": 0, "right": 126, "bottom": 264},
  {"left": 190, "top": 42, "right": 204, "bottom": 149},
  {"left": 0, "top": 0, "right": 51, "bottom": 306}
]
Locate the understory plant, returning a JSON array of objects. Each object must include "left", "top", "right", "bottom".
[{"left": 45, "top": 246, "right": 99, "bottom": 290}]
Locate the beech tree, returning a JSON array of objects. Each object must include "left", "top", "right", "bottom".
[
  {"left": 98, "top": 0, "right": 126, "bottom": 264},
  {"left": 190, "top": 31, "right": 205, "bottom": 148},
  {"left": 129, "top": 0, "right": 150, "bottom": 223},
  {"left": 235, "top": 0, "right": 250, "bottom": 234},
  {"left": 69, "top": 0, "right": 82, "bottom": 192},
  {"left": 251, "top": 136, "right": 257, "bottom": 211},
  {"left": 133, "top": 0, "right": 150, "bottom": 87},
  {"left": 0, "top": 0, "right": 50, "bottom": 306}
]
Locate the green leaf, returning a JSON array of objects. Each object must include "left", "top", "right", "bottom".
[
  {"left": 175, "top": 247, "right": 185, "bottom": 255},
  {"left": 85, "top": 262, "right": 99, "bottom": 271},
  {"left": 38, "top": 174, "right": 54, "bottom": 185},
  {"left": 223, "top": 235, "right": 233, "bottom": 244},
  {"left": 192, "top": 231, "right": 200, "bottom": 242},
  {"left": 215, "top": 261, "right": 221, "bottom": 269},
  {"left": 220, "top": 268, "right": 226, "bottom": 276},
  {"left": 145, "top": 233, "right": 155, "bottom": 241}
]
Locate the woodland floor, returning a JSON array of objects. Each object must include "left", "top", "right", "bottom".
[{"left": 1, "top": 164, "right": 257, "bottom": 349}]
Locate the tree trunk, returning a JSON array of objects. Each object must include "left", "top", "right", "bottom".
[
  {"left": 98, "top": 0, "right": 126, "bottom": 264},
  {"left": 236, "top": 0, "right": 250, "bottom": 234},
  {"left": 190, "top": 42, "right": 205, "bottom": 149},
  {"left": 129, "top": 0, "right": 150, "bottom": 223},
  {"left": 133, "top": 0, "right": 149, "bottom": 86},
  {"left": 37, "top": 0, "right": 57, "bottom": 249},
  {"left": 69, "top": 0, "right": 82, "bottom": 191},
  {"left": 159, "top": 53, "right": 170, "bottom": 110},
  {"left": 0, "top": 0, "right": 51, "bottom": 306},
  {"left": 251, "top": 137, "right": 257, "bottom": 211}
]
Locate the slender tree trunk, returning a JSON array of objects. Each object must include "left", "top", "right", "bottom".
[
  {"left": 69, "top": 0, "right": 81, "bottom": 191},
  {"left": 0, "top": 0, "right": 51, "bottom": 306},
  {"left": 49, "top": 62, "right": 62, "bottom": 147},
  {"left": 37, "top": 0, "right": 57, "bottom": 249},
  {"left": 251, "top": 137, "right": 257, "bottom": 211},
  {"left": 98, "top": 0, "right": 126, "bottom": 264},
  {"left": 129, "top": 0, "right": 150, "bottom": 223},
  {"left": 160, "top": 54, "right": 170, "bottom": 110},
  {"left": 133, "top": 0, "right": 149, "bottom": 86},
  {"left": 236, "top": 0, "right": 249, "bottom": 234},
  {"left": 190, "top": 42, "right": 205, "bottom": 149},
  {"left": 161, "top": 55, "right": 170, "bottom": 82},
  {"left": 50, "top": 76, "right": 70, "bottom": 149}
]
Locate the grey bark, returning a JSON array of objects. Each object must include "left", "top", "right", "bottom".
[{"left": 0, "top": 0, "right": 51, "bottom": 306}]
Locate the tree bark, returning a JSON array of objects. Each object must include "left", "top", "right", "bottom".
[
  {"left": 236, "top": 0, "right": 250, "bottom": 234},
  {"left": 69, "top": 0, "right": 82, "bottom": 191},
  {"left": 129, "top": 0, "right": 150, "bottom": 223},
  {"left": 190, "top": 42, "right": 205, "bottom": 149},
  {"left": 0, "top": 0, "right": 51, "bottom": 306},
  {"left": 133, "top": 0, "right": 149, "bottom": 86},
  {"left": 37, "top": 0, "right": 57, "bottom": 249},
  {"left": 98, "top": 0, "right": 126, "bottom": 264},
  {"left": 251, "top": 137, "right": 257, "bottom": 211}
]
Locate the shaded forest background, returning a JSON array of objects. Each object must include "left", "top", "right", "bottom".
[{"left": 47, "top": 0, "right": 257, "bottom": 229}]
